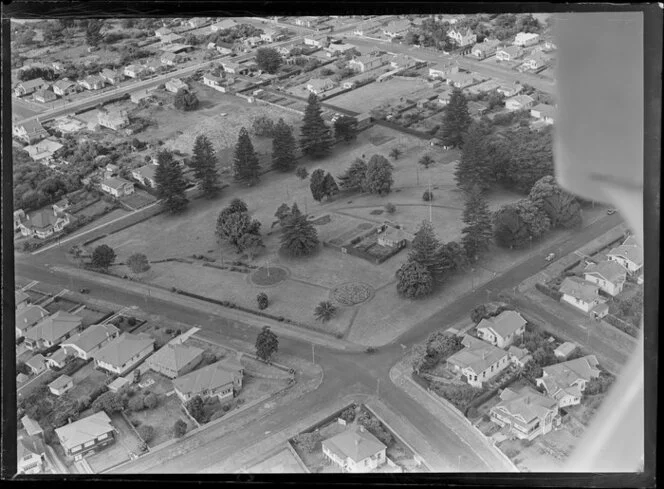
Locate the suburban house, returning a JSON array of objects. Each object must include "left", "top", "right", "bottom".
[
  {"left": 306, "top": 78, "right": 337, "bottom": 95},
  {"left": 353, "top": 19, "right": 383, "bottom": 36},
  {"left": 490, "top": 385, "right": 561, "bottom": 441},
  {"left": 505, "top": 94, "right": 535, "bottom": 111},
  {"left": 303, "top": 34, "right": 329, "bottom": 48},
  {"left": 322, "top": 426, "right": 387, "bottom": 473},
  {"left": 49, "top": 374, "right": 74, "bottom": 396},
  {"left": 187, "top": 17, "right": 207, "bottom": 28},
  {"left": 475, "top": 310, "right": 527, "bottom": 348},
  {"left": 583, "top": 260, "right": 627, "bottom": 296},
  {"left": 203, "top": 72, "right": 225, "bottom": 90},
  {"left": 131, "top": 89, "right": 153, "bottom": 104},
  {"left": 445, "top": 72, "right": 478, "bottom": 89},
  {"left": 521, "top": 52, "right": 548, "bottom": 71},
  {"left": 214, "top": 41, "right": 235, "bottom": 55},
  {"left": 496, "top": 82, "right": 523, "bottom": 97},
  {"left": 80, "top": 75, "right": 106, "bottom": 91},
  {"left": 45, "top": 348, "right": 69, "bottom": 369},
  {"left": 161, "top": 51, "right": 183, "bottom": 66},
  {"left": 554, "top": 342, "right": 578, "bottom": 361},
  {"left": 159, "top": 33, "right": 184, "bottom": 45},
  {"left": 13, "top": 119, "right": 49, "bottom": 144},
  {"left": 61, "top": 323, "right": 120, "bottom": 361},
  {"left": 349, "top": 54, "right": 386, "bottom": 73},
  {"left": 468, "top": 100, "right": 489, "bottom": 117},
  {"left": 260, "top": 29, "right": 284, "bottom": 43},
  {"left": 24, "top": 311, "right": 84, "bottom": 351},
  {"left": 146, "top": 343, "right": 204, "bottom": 379},
  {"left": 446, "top": 335, "right": 511, "bottom": 388},
  {"left": 55, "top": 411, "right": 116, "bottom": 459},
  {"left": 33, "top": 89, "right": 57, "bottom": 103},
  {"left": 132, "top": 164, "right": 158, "bottom": 187},
  {"left": 607, "top": 236, "right": 643, "bottom": 274},
  {"left": 97, "top": 108, "right": 129, "bottom": 131},
  {"left": 495, "top": 46, "right": 524, "bottom": 62},
  {"left": 124, "top": 64, "right": 146, "bottom": 78},
  {"left": 144, "top": 58, "right": 165, "bottom": 73},
  {"left": 530, "top": 103, "right": 556, "bottom": 124},
  {"left": 243, "top": 36, "right": 263, "bottom": 48},
  {"left": 210, "top": 19, "right": 237, "bottom": 32},
  {"left": 513, "top": 32, "right": 541, "bottom": 47},
  {"left": 390, "top": 54, "right": 418, "bottom": 70},
  {"left": 447, "top": 27, "right": 477, "bottom": 46},
  {"left": 16, "top": 305, "right": 49, "bottom": 338},
  {"left": 428, "top": 60, "right": 460, "bottom": 79},
  {"left": 17, "top": 208, "right": 71, "bottom": 240},
  {"left": 155, "top": 27, "right": 173, "bottom": 38},
  {"left": 376, "top": 224, "right": 413, "bottom": 249},
  {"left": 382, "top": 19, "right": 411, "bottom": 39},
  {"left": 100, "top": 68, "right": 124, "bottom": 85},
  {"left": 26, "top": 354, "right": 48, "bottom": 375},
  {"left": 173, "top": 355, "right": 244, "bottom": 403},
  {"left": 53, "top": 79, "right": 78, "bottom": 97},
  {"left": 100, "top": 177, "right": 135, "bottom": 198},
  {"left": 536, "top": 355, "right": 601, "bottom": 407},
  {"left": 14, "top": 78, "right": 49, "bottom": 97},
  {"left": 221, "top": 61, "right": 249, "bottom": 75},
  {"left": 165, "top": 77, "right": 188, "bottom": 93},
  {"left": 559, "top": 276, "right": 609, "bottom": 317},
  {"left": 22, "top": 416, "right": 44, "bottom": 438},
  {"left": 17, "top": 436, "right": 47, "bottom": 474},
  {"left": 470, "top": 39, "right": 501, "bottom": 59},
  {"left": 507, "top": 346, "right": 532, "bottom": 368},
  {"left": 93, "top": 332, "right": 155, "bottom": 376},
  {"left": 16, "top": 290, "right": 31, "bottom": 311},
  {"left": 24, "top": 138, "right": 64, "bottom": 165}
]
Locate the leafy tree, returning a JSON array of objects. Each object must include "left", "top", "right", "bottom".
[
  {"left": 409, "top": 220, "right": 443, "bottom": 279},
  {"left": 300, "top": 93, "right": 333, "bottom": 158},
  {"left": 143, "top": 393, "right": 158, "bottom": 409},
  {"left": 232, "top": 127, "right": 261, "bottom": 186},
  {"left": 314, "top": 301, "right": 337, "bottom": 322},
  {"left": 252, "top": 115, "right": 276, "bottom": 137},
  {"left": 257, "top": 292, "right": 269, "bottom": 310},
  {"left": 155, "top": 150, "right": 189, "bottom": 213},
  {"left": 585, "top": 371, "right": 615, "bottom": 396},
  {"left": 389, "top": 148, "right": 402, "bottom": 160},
  {"left": 274, "top": 203, "right": 292, "bottom": 227},
  {"left": 333, "top": 116, "right": 358, "bottom": 143},
  {"left": 438, "top": 241, "right": 468, "bottom": 277},
  {"left": 517, "top": 14, "right": 540, "bottom": 33},
  {"left": 255, "top": 326, "right": 279, "bottom": 362},
  {"left": 238, "top": 233, "right": 264, "bottom": 259},
  {"left": 280, "top": 203, "right": 319, "bottom": 257},
  {"left": 86, "top": 19, "right": 104, "bottom": 47},
  {"left": 255, "top": 47, "right": 283, "bottom": 74},
  {"left": 174, "top": 88, "right": 199, "bottom": 111},
  {"left": 173, "top": 419, "right": 187, "bottom": 438},
  {"left": 455, "top": 122, "right": 494, "bottom": 193},
  {"left": 385, "top": 202, "right": 396, "bottom": 214},
  {"left": 128, "top": 396, "right": 145, "bottom": 411},
  {"left": 228, "top": 198, "right": 248, "bottom": 214},
  {"left": 470, "top": 304, "right": 489, "bottom": 324},
  {"left": 424, "top": 331, "right": 464, "bottom": 365},
  {"left": 440, "top": 88, "right": 471, "bottom": 148},
  {"left": 363, "top": 155, "right": 393, "bottom": 196},
  {"left": 127, "top": 253, "right": 150, "bottom": 274},
  {"left": 497, "top": 126, "right": 554, "bottom": 193},
  {"left": 295, "top": 167, "right": 309, "bottom": 180},
  {"left": 271, "top": 119, "right": 297, "bottom": 172},
  {"left": 92, "top": 245, "right": 116, "bottom": 270},
  {"left": 186, "top": 396, "right": 205, "bottom": 423},
  {"left": 337, "top": 157, "right": 367, "bottom": 192},
  {"left": 92, "top": 391, "right": 124, "bottom": 414},
  {"left": 419, "top": 155, "right": 434, "bottom": 169},
  {"left": 461, "top": 187, "right": 493, "bottom": 261},
  {"left": 396, "top": 260, "right": 434, "bottom": 299},
  {"left": 528, "top": 175, "right": 582, "bottom": 229},
  {"left": 191, "top": 135, "right": 220, "bottom": 198},
  {"left": 493, "top": 199, "right": 551, "bottom": 249},
  {"left": 309, "top": 169, "right": 326, "bottom": 202},
  {"left": 423, "top": 190, "right": 434, "bottom": 202},
  {"left": 216, "top": 206, "right": 261, "bottom": 252}
]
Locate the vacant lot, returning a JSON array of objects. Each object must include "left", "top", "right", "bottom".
[{"left": 331, "top": 78, "right": 433, "bottom": 113}]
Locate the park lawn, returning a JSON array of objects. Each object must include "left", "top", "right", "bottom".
[{"left": 331, "top": 78, "right": 435, "bottom": 113}]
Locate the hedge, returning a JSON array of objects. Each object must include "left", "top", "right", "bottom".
[
  {"left": 604, "top": 314, "right": 639, "bottom": 338},
  {"left": 535, "top": 282, "right": 563, "bottom": 301}
]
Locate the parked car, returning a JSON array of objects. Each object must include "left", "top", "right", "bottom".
[
  {"left": 79, "top": 288, "right": 90, "bottom": 294},
  {"left": 607, "top": 208, "right": 617, "bottom": 215},
  {"left": 545, "top": 253, "right": 555, "bottom": 262}
]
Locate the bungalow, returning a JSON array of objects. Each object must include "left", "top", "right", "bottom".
[
  {"left": 131, "top": 89, "right": 152, "bottom": 104},
  {"left": 583, "top": 260, "right": 627, "bottom": 296},
  {"left": 382, "top": 19, "right": 411, "bottom": 39},
  {"left": 505, "top": 94, "right": 535, "bottom": 111},
  {"left": 173, "top": 355, "right": 244, "bottom": 403},
  {"left": 49, "top": 374, "right": 74, "bottom": 396},
  {"left": 322, "top": 426, "right": 387, "bottom": 473},
  {"left": 445, "top": 72, "right": 477, "bottom": 89},
  {"left": 447, "top": 27, "right": 477, "bottom": 47},
  {"left": 470, "top": 39, "right": 501, "bottom": 59},
  {"left": 18, "top": 208, "right": 71, "bottom": 240},
  {"left": 513, "top": 32, "right": 541, "bottom": 47},
  {"left": 45, "top": 348, "right": 69, "bottom": 369},
  {"left": 496, "top": 82, "right": 523, "bottom": 97},
  {"left": 21, "top": 416, "right": 44, "bottom": 438},
  {"left": 165, "top": 77, "right": 188, "bottom": 94},
  {"left": 16, "top": 290, "right": 31, "bottom": 311},
  {"left": 124, "top": 64, "right": 146, "bottom": 78},
  {"left": 80, "top": 75, "right": 106, "bottom": 91},
  {"left": 490, "top": 386, "right": 560, "bottom": 441},
  {"left": 376, "top": 224, "right": 413, "bottom": 249},
  {"left": 215, "top": 41, "right": 235, "bottom": 55},
  {"left": 146, "top": 343, "right": 204, "bottom": 379},
  {"left": 100, "top": 68, "right": 123, "bottom": 85},
  {"left": 61, "top": 323, "right": 120, "bottom": 361},
  {"left": 24, "top": 311, "right": 84, "bottom": 351},
  {"left": 495, "top": 46, "right": 524, "bottom": 62},
  {"left": 530, "top": 103, "right": 556, "bottom": 124},
  {"left": 97, "top": 109, "right": 129, "bottom": 131},
  {"left": 161, "top": 52, "right": 183, "bottom": 66},
  {"left": 559, "top": 276, "right": 609, "bottom": 317},
  {"left": 13, "top": 119, "right": 49, "bottom": 144},
  {"left": 243, "top": 36, "right": 263, "bottom": 48},
  {"left": 52, "top": 79, "right": 78, "bottom": 97},
  {"left": 16, "top": 305, "right": 49, "bottom": 338},
  {"left": 210, "top": 19, "right": 237, "bottom": 32},
  {"left": 24, "top": 138, "right": 64, "bottom": 165},
  {"left": 476, "top": 310, "right": 527, "bottom": 348},
  {"left": 160, "top": 33, "right": 184, "bottom": 45},
  {"left": 507, "top": 346, "right": 532, "bottom": 368},
  {"left": 446, "top": 335, "right": 511, "bottom": 388},
  {"left": 303, "top": 34, "right": 329, "bottom": 48},
  {"left": 428, "top": 60, "right": 460, "bottom": 79},
  {"left": 203, "top": 72, "right": 225, "bottom": 91},
  {"left": 26, "top": 354, "right": 48, "bottom": 375},
  {"left": 33, "top": 89, "right": 57, "bottom": 103},
  {"left": 607, "top": 236, "right": 643, "bottom": 274},
  {"left": 14, "top": 78, "right": 49, "bottom": 97},
  {"left": 260, "top": 29, "right": 284, "bottom": 43},
  {"left": 326, "top": 43, "right": 357, "bottom": 56},
  {"left": 536, "top": 355, "right": 601, "bottom": 407},
  {"left": 55, "top": 411, "right": 116, "bottom": 459},
  {"left": 144, "top": 58, "right": 164, "bottom": 73},
  {"left": 100, "top": 177, "right": 135, "bottom": 198},
  {"left": 17, "top": 436, "right": 47, "bottom": 474},
  {"left": 93, "top": 332, "right": 155, "bottom": 376},
  {"left": 155, "top": 27, "right": 173, "bottom": 38},
  {"left": 554, "top": 342, "right": 578, "bottom": 361},
  {"left": 306, "top": 78, "right": 337, "bottom": 95},
  {"left": 390, "top": 54, "right": 418, "bottom": 70},
  {"left": 521, "top": 52, "right": 548, "bottom": 71}
]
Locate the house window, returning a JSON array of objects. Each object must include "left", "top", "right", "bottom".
[
  {"left": 84, "top": 440, "right": 95, "bottom": 448},
  {"left": 71, "top": 445, "right": 82, "bottom": 453},
  {"left": 98, "top": 433, "right": 108, "bottom": 441}
]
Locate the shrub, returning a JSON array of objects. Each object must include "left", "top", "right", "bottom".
[
  {"left": 143, "top": 393, "right": 159, "bottom": 409},
  {"left": 385, "top": 202, "right": 396, "bottom": 214},
  {"left": 535, "top": 282, "right": 563, "bottom": 301},
  {"left": 127, "top": 396, "right": 145, "bottom": 411},
  {"left": 422, "top": 190, "right": 433, "bottom": 202},
  {"left": 339, "top": 406, "right": 356, "bottom": 422},
  {"left": 137, "top": 425, "right": 155, "bottom": 443},
  {"left": 127, "top": 317, "right": 137, "bottom": 326},
  {"left": 173, "top": 419, "right": 187, "bottom": 438},
  {"left": 294, "top": 432, "right": 322, "bottom": 453},
  {"left": 257, "top": 292, "right": 269, "bottom": 310}
]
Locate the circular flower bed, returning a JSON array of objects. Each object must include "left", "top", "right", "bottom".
[
  {"left": 251, "top": 266, "right": 289, "bottom": 286},
  {"left": 332, "top": 282, "right": 374, "bottom": 306}
]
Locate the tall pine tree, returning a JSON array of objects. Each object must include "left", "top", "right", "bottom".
[
  {"left": 461, "top": 186, "right": 494, "bottom": 262},
  {"left": 455, "top": 122, "right": 494, "bottom": 193},
  {"left": 440, "top": 88, "right": 471, "bottom": 149},
  {"left": 300, "top": 93, "right": 333, "bottom": 159},
  {"left": 155, "top": 150, "right": 189, "bottom": 214},
  {"left": 271, "top": 118, "right": 297, "bottom": 172},
  {"left": 233, "top": 127, "right": 260, "bottom": 186},
  {"left": 280, "top": 203, "right": 319, "bottom": 257},
  {"left": 191, "top": 134, "right": 220, "bottom": 198},
  {"left": 322, "top": 173, "right": 339, "bottom": 200},
  {"left": 309, "top": 169, "right": 326, "bottom": 202},
  {"left": 408, "top": 220, "right": 444, "bottom": 279}
]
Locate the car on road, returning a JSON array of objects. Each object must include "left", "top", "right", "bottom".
[
  {"left": 607, "top": 208, "right": 617, "bottom": 215},
  {"left": 79, "top": 288, "right": 90, "bottom": 294},
  {"left": 545, "top": 253, "right": 555, "bottom": 262}
]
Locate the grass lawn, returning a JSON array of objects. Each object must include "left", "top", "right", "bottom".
[
  {"left": 184, "top": 336, "right": 235, "bottom": 360},
  {"left": 331, "top": 78, "right": 438, "bottom": 113},
  {"left": 77, "top": 307, "right": 112, "bottom": 327},
  {"left": 133, "top": 321, "right": 178, "bottom": 349},
  {"left": 44, "top": 297, "right": 82, "bottom": 314},
  {"left": 66, "top": 361, "right": 109, "bottom": 400},
  {"left": 239, "top": 374, "right": 291, "bottom": 405}
]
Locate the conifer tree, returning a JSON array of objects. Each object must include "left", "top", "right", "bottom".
[
  {"left": 440, "top": 88, "right": 472, "bottom": 149},
  {"left": 280, "top": 203, "right": 319, "bottom": 257},
  {"left": 300, "top": 93, "right": 334, "bottom": 158},
  {"left": 232, "top": 127, "right": 260, "bottom": 186},
  {"left": 461, "top": 186, "right": 494, "bottom": 262},
  {"left": 455, "top": 122, "right": 493, "bottom": 193},
  {"left": 155, "top": 150, "right": 189, "bottom": 213},
  {"left": 310, "top": 169, "right": 326, "bottom": 202},
  {"left": 337, "top": 157, "right": 367, "bottom": 191},
  {"left": 408, "top": 220, "right": 444, "bottom": 279},
  {"left": 322, "top": 173, "right": 339, "bottom": 200},
  {"left": 191, "top": 134, "right": 220, "bottom": 198},
  {"left": 271, "top": 118, "right": 297, "bottom": 172}
]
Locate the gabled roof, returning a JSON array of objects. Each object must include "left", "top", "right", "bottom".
[
  {"left": 101, "top": 177, "right": 134, "bottom": 190},
  {"left": 508, "top": 345, "right": 531, "bottom": 360},
  {"left": 62, "top": 323, "right": 119, "bottom": 353},
  {"left": 493, "top": 385, "right": 557, "bottom": 424},
  {"left": 133, "top": 164, "right": 158, "bottom": 181},
  {"left": 607, "top": 238, "right": 643, "bottom": 267},
  {"left": 538, "top": 355, "right": 601, "bottom": 398},
  {"left": 16, "top": 305, "right": 49, "bottom": 331},
  {"left": 531, "top": 103, "right": 556, "bottom": 118},
  {"left": 24, "top": 311, "right": 83, "bottom": 343},
  {"left": 15, "top": 118, "right": 47, "bottom": 135},
  {"left": 497, "top": 45, "right": 523, "bottom": 57},
  {"left": 18, "top": 435, "right": 46, "bottom": 460},
  {"left": 47, "top": 348, "right": 69, "bottom": 364},
  {"left": 17, "top": 78, "right": 47, "bottom": 90},
  {"left": 83, "top": 74, "right": 105, "bottom": 85},
  {"left": 49, "top": 374, "right": 73, "bottom": 390},
  {"left": 93, "top": 332, "right": 154, "bottom": 367},
  {"left": 476, "top": 310, "right": 527, "bottom": 340},
  {"left": 53, "top": 79, "right": 76, "bottom": 91},
  {"left": 16, "top": 290, "right": 30, "bottom": 305},
  {"left": 55, "top": 411, "right": 114, "bottom": 451},
  {"left": 147, "top": 343, "right": 204, "bottom": 372},
  {"left": 101, "top": 68, "right": 121, "bottom": 79},
  {"left": 26, "top": 354, "right": 47, "bottom": 370},
  {"left": 554, "top": 342, "right": 577, "bottom": 357},
  {"left": 584, "top": 260, "right": 627, "bottom": 284},
  {"left": 447, "top": 335, "right": 509, "bottom": 375},
  {"left": 507, "top": 94, "right": 535, "bottom": 106},
  {"left": 21, "top": 415, "right": 43, "bottom": 436},
  {"left": 514, "top": 32, "right": 540, "bottom": 43},
  {"left": 322, "top": 427, "right": 386, "bottom": 463},
  {"left": 173, "top": 358, "right": 242, "bottom": 396},
  {"left": 559, "top": 276, "right": 601, "bottom": 303}
]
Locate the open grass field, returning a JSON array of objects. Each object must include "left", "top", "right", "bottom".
[{"left": 331, "top": 78, "right": 435, "bottom": 113}]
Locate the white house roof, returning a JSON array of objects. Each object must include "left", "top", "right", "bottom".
[
  {"left": 147, "top": 343, "right": 204, "bottom": 372},
  {"left": 584, "top": 260, "right": 627, "bottom": 284},
  {"left": 16, "top": 305, "right": 49, "bottom": 332},
  {"left": 554, "top": 342, "right": 578, "bottom": 358},
  {"left": 101, "top": 177, "right": 134, "bottom": 190},
  {"left": 447, "top": 335, "right": 509, "bottom": 375},
  {"left": 49, "top": 374, "right": 73, "bottom": 390},
  {"left": 93, "top": 332, "right": 154, "bottom": 368},
  {"left": 55, "top": 411, "right": 114, "bottom": 451},
  {"left": 476, "top": 310, "right": 527, "bottom": 339},
  {"left": 21, "top": 416, "right": 43, "bottom": 436},
  {"left": 322, "top": 427, "right": 386, "bottom": 463},
  {"left": 24, "top": 311, "right": 83, "bottom": 344},
  {"left": 173, "top": 358, "right": 241, "bottom": 396},
  {"left": 559, "top": 276, "right": 601, "bottom": 303},
  {"left": 62, "top": 323, "right": 120, "bottom": 354}
]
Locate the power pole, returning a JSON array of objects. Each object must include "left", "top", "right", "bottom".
[{"left": 312, "top": 343, "right": 315, "bottom": 364}]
